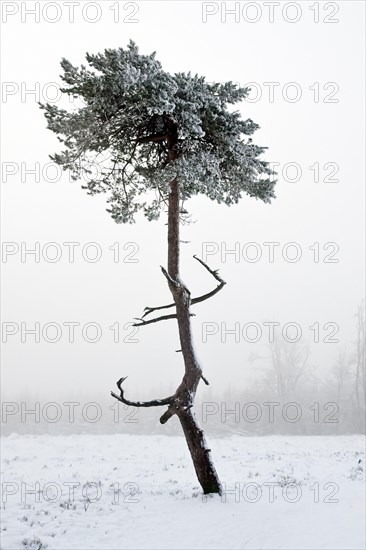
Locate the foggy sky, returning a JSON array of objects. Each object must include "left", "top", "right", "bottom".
[{"left": 1, "top": 0, "right": 365, "bottom": 403}]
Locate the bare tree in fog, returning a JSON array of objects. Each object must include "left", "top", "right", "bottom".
[
  {"left": 353, "top": 300, "right": 365, "bottom": 432},
  {"left": 266, "top": 339, "right": 312, "bottom": 403}
]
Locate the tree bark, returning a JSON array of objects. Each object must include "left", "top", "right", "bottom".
[{"left": 166, "top": 177, "right": 222, "bottom": 495}]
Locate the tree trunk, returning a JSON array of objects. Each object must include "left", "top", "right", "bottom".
[
  {"left": 166, "top": 178, "right": 222, "bottom": 495},
  {"left": 112, "top": 120, "right": 223, "bottom": 495}
]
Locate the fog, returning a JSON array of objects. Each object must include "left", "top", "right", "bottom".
[{"left": 1, "top": 1, "right": 365, "bottom": 435}]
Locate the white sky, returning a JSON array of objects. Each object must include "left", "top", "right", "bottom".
[{"left": 1, "top": 0, "right": 365, "bottom": 401}]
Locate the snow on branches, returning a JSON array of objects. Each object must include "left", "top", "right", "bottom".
[{"left": 40, "top": 40, "right": 276, "bottom": 223}]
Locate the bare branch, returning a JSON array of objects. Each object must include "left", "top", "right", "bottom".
[
  {"left": 160, "top": 407, "right": 176, "bottom": 424},
  {"left": 132, "top": 313, "right": 178, "bottom": 327},
  {"left": 134, "top": 311, "right": 195, "bottom": 328},
  {"left": 191, "top": 254, "right": 226, "bottom": 305},
  {"left": 111, "top": 377, "right": 175, "bottom": 407},
  {"left": 190, "top": 284, "right": 226, "bottom": 306},
  {"left": 141, "top": 256, "right": 226, "bottom": 319},
  {"left": 160, "top": 265, "right": 180, "bottom": 287},
  {"left": 142, "top": 302, "right": 175, "bottom": 319},
  {"left": 159, "top": 401, "right": 194, "bottom": 425},
  {"left": 201, "top": 374, "right": 210, "bottom": 386},
  {"left": 192, "top": 254, "right": 225, "bottom": 284}
]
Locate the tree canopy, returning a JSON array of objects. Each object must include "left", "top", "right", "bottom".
[{"left": 40, "top": 40, "right": 276, "bottom": 223}]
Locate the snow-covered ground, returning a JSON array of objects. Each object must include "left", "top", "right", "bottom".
[{"left": 1, "top": 433, "right": 364, "bottom": 549}]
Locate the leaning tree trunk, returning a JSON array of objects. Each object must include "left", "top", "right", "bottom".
[
  {"left": 164, "top": 178, "right": 222, "bottom": 495},
  {"left": 111, "top": 117, "right": 223, "bottom": 495}
]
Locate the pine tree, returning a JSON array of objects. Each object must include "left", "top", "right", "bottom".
[{"left": 40, "top": 40, "right": 276, "bottom": 495}]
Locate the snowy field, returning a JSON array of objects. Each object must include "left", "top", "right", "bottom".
[{"left": 1, "top": 433, "right": 365, "bottom": 550}]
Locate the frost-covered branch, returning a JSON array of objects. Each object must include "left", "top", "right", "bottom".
[{"left": 39, "top": 41, "right": 276, "bottom": 225}]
